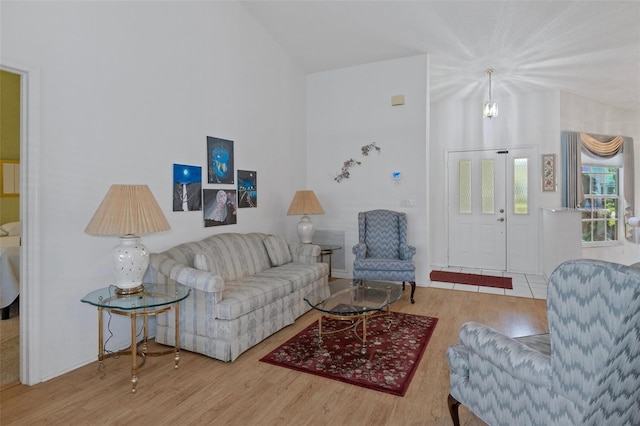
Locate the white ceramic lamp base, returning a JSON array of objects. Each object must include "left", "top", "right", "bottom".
[
  {"left": 111, "top": 235, "right": 149, "bottom": 294},
  {"left": 297, "top": 215, "right": 315, "bottom": 244}
]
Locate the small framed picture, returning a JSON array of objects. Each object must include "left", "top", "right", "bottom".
[
  {"left": 237, "top": 170, "right": 257, "bottom": 208},
  {"left": 542, "top": 154, "right": 556, "bottom": 192},
  {"left": 203, "top": 189, "right": 237, "bottom": 227}
]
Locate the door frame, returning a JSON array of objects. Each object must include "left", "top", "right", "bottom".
[
  {"left": 445, "top": 146, "right": 539, "bottom": 274},
  {"left": 1, "top": 62, "right": 42, "bottom": 385}
]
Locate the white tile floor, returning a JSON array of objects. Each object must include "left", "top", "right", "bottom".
[{"left": 428, "top": 266, "right": 548, "bottom": 300}]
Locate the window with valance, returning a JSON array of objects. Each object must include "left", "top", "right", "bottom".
[{"left": 561, "top": 131, "right": 635, "bottom": 242}]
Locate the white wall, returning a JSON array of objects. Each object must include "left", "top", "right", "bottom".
[
  {"left": 1, "top": 1, "right": 308, "bottom": 382},
  {"left": 560, "top": 92, "right": 640, "bottom": 265},
  {"left": 429, "top": 90, "right": 561, "bottom": 271},
  {"left": 306, "top": 55, "right": 429, "bottom": 283}
]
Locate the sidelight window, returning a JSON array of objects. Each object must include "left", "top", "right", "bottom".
[{"left": 513, "top": 158, "right": 528, "bottom": 214}]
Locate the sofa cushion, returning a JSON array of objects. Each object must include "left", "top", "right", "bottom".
[
  {"left": 194, "top": 249, "right": 220, "bottom": 275},
  {"left": 353, "top": 258, "right": 415, "bottom": 271},
  {"left": 263, "top": 235, "right": 293, "bottom": 266},
  {"left": 198, "top": 233, "right": 271, "bottom": 280},
  {"left": 216, "top": 275, "right": 293, "bottom": 320},
  {"left": 255, "top": 262, "right": 328, "bottom": 291}
]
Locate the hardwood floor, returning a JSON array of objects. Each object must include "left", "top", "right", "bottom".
[{"left": 0, "top": 287, "right": 547, "bottom": 425}]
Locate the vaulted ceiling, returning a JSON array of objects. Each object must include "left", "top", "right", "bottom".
[{"left": 241, "top": 1, "right": 640, "bottom": 112}]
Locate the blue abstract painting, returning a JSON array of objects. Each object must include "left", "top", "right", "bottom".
[{"left": 207, "top": 136, "right": 234, "bottom": 184}]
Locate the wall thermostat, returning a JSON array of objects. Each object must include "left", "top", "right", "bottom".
[{"left": 392, "top": 171, "right": 402, "bottom": 180}]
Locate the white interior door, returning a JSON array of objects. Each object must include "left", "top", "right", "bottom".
[{"left": 448, "top": 150, "right": 507, "bottom": 270}]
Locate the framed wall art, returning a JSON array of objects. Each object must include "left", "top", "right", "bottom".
[
  {"left": 207, "top": 136, "right": 234, "bottom": 184},
  {"left": 172, "top": 163, "right": 202, "bottom": 211},
  {"left": 237, "top": 170, "right": 257, "bottom": 208},
  {"left": 542, "top": 154, "right": 556, "bottom": 192},
  {"left": 203, "top": 189, "right": 237, "bottom": 227},
  {"left": 1, "top": 160, "right": 20, "bottom": 197}
]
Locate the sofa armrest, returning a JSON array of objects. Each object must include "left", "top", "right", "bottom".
[
  {"left": 352, "top": 243, "right": 367, "bottom": 259},
  {"left": 399, "top": 244, "right": 416, "bottom": 260},
  {"left": 148, "top": 253, "right": 225, "bottom": 293},
  {"left": 458, "top": 322, "right": 552, "bottom": 388},
  {"left": 289, "top": 242, "right": 321, "bottom": 264}
]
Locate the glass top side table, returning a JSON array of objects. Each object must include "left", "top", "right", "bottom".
[
  {"left": 81, "top": 283, "right": 190, "bottom": 311},
  {"left": 81, "top": 283, "right": 191, "bottom": 393},
  {"left": 316, "top": 244, "right": 342, "bottom": 279}
]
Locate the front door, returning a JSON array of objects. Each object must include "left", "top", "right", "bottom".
[
  {"left": 447, "top": 148, "right": 538, "bottom": 273},
  {"left": 448, "top": 150, "right": 507, "bottom": 270}
]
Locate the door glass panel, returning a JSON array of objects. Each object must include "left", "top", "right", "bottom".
[
  {"left": 481, "top": 160, "right": 494, "bottom": 214},
  {"left": 459, "top": 160, "right": 471, "bottom": 213},
  {"left": 514, "top": 158, "right": 528, "bottom": 214}
]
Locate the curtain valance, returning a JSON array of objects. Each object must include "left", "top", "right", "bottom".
[{"left": 580, "top": 133, "right": 624, "bottom": 158}]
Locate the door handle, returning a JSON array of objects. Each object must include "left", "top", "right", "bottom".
[{"left": 497, "top": 218, "right": 505, "bottom": 222}]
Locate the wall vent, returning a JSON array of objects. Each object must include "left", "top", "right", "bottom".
[{"left": 313, "top": 229, "right": 346, "bottom": 272}]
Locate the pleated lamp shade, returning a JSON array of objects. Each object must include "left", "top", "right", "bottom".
[
  {"left": 85, "top": 184, "right": 170, "bottom": 294},
  {"left": 286, "top": 190, "right": 325, "bottom": 216},
  {"left": 85, "top": 184, "right": 170, "bottom": 236}
]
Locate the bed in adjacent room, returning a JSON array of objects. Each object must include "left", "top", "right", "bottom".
[{"left": 0, "top": 221, "right": 20, "bottom": 320}]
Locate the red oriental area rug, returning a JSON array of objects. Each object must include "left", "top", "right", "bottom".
[
  {"left": 430, "top": 270, "right": 513, "bottom": 289},
  {"left": 260, "top": 312, "right": 438, "bottom": 397}
]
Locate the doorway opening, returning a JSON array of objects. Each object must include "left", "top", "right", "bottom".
[
  {"left": 1, "top": 63, "right": 41, "bottom": 386},
  {"left": 0, "top": 69, "right": 21, "bottom": 387}
]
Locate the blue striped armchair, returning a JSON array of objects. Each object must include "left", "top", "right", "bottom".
[
  {"left": 447, "top": 259, "right": 640, "bottom": 425},
  {"left": 352, "top": 209, "right": 416, "bottom": 303}
]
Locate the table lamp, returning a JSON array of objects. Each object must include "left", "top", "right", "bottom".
[
  {"left": 287, "top": 190, "right": 324, "bottom": 243},
  {"left": 85, "top": 184, "right": 170, "bottom": 295}
]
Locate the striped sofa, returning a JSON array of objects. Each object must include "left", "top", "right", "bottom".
[
  {"left": 147, "top": 232, "right": 329, "bottom": 362},
  {"left": 446, "top": 259, "right": 640, "bottom": 425}
]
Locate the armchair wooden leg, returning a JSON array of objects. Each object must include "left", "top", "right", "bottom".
[
  {"left": 448, "top": 393, "right": 461, "bottom": 426},
  {"left": 401, "top": 282, "right": 416, "bottom": 303}
]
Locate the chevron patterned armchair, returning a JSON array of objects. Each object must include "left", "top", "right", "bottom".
[
  {"left": 447, "top": 259, "right": 640, "bottom": 426},
  {"left": 352, "top": 209, "right": 416, "bottom": 303}
]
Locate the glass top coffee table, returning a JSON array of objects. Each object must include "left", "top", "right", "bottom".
[{"left": 304, "top": 278, "right": 402, "bottom": 353}]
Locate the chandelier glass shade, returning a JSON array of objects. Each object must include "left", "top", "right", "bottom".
[{"left": 483, "top": 69, "right": 498, "bottom": 119}]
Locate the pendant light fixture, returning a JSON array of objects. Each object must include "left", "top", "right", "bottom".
[{"left": 483, "top": 68, "right": 498, "bottom": 119}]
